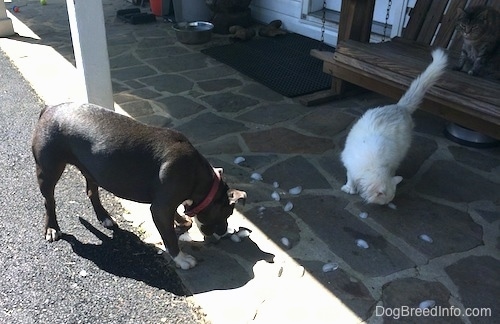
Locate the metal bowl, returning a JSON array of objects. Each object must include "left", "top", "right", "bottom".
[
  {"left": 444, "top": 123, "right": 499, "bottom": 148},
  {"left": 173, "top": 21, "right": 214, "bottom": 45}
]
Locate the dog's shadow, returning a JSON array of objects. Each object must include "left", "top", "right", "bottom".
[
  {"left": 62, "top": 218, "right": 188, "bottom": 295},
  {"left": 62, "top": 218, "right": 274, "bottom": 295},
  {"left": 178, "top": 231, "right": 276, "bottom": 294}
]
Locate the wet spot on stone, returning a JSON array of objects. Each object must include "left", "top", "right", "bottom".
[
  {"left": 381, "top": 278, "right": 459, "bottom": 324},
  {"left": 445, "top": 256, "right": 500, "bottom": 321},
  {"left": 301, "top": 260, "right": 375, "bottom": 321},
  {"left": 360, "top": 195, "right": 483, "bottom": 258},
  {"left": 448, "top": 146, "right": 500, "bottom": 172},
  {"left": 293, "top": 195, "right": 415, "bottom": 277},
  {"left": 243, "top": 128, "right": 333, "bottom": 154},
  {"left": 415, "top": 160, "right": 500, "bottom": 203}
]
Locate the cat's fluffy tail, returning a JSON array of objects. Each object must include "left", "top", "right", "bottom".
[{"left": 397, "top": 49, "right": 448, "bottom": 113}]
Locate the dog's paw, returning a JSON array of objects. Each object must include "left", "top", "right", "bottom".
[
  {"left": 173, "top": 252, "right": 197, "bottom": 270},
  {"left": 101, "top": 217, "right": 116, "bottom": 228},
  {"left": 341, "top": 185, "right": 356, "bottom": 194},
  {"left": 45, "top": 228, "right": 62, "bottom": 242}
]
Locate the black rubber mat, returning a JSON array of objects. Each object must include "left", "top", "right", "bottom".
[{"left": 201, "top": 33, "right": 334, "bottom": 97}]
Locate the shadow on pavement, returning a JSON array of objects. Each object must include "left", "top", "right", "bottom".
[{"left": 62, "top": 218, "right": 188, "bottom": 296}]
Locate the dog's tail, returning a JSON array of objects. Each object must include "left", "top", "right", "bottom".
[{"left": 397, "top": 49, "right": 448, "bottom": 113}]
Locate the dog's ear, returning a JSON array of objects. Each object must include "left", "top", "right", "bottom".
[{"left": 228, "top": 189, "right": 247, "bottom": 205}]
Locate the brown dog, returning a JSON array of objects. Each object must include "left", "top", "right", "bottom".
[{"left": 32, "top": 102, "right": 246, "bottom": 269}]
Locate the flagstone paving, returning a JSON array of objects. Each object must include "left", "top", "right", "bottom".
[{"left": 5, "top": 1, "right": 499, "bottom": 323}]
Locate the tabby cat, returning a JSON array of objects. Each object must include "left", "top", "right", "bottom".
[{"left": 454, "top": 6, "right": 500, "bottom": 80}]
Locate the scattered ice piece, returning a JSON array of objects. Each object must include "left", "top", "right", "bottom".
[
  {"left": 79, "top": 270, "right": 88, "bottom": 277},
  {"left": 288, "top": 186, "right": 302, "bottom": 195},
  {"left": 271, "top": 191, "right": 281, "bottom": 201},
  {"left": 273, "top": 181, "right": 280, "bottom": 188},
  {"left": 388, "top": 202, "right": 397, "bottom": 210},
  {"left": 281, "top": 237, "right": 291, "bottom": 248},
  {"left": 157, "top": 249, "right": 164, "bottom": 255},
  {"left": 230, "top": 234, "right": 242, "bottom": 243},
  {"left": 283, "top": 201, "right": 293, "bottom": 212},
  {"left": 355, "top": 239, "right": 369, "bottom": 249},
  {"left": 419, "top": 234, "right": 433, "bottom": 243},
  {"left": 418, "top": 300, "right": 436, "bottom": 310},
  {"left": 359, "top": 212, "right": 368, "bottom": 219},
  {"left": 258, "top": 206, "right": 266, "bottom": 214},
  {"left": 233, "top": 156, "right": 245, "bottom": 164},
  {"left": 236, "top": 229, "right": 251, "bottom": 238},
  {"left": 322, "top": 262, "right": 339, "bottom": 273},
  {"left": 251, "top": 172, "right": 263, "bottom": 181}
]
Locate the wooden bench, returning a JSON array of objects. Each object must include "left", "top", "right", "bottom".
[{"left": 311, "top": 0, "right": 500, "bottom": 140}]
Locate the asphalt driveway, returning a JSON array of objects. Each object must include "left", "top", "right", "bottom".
[{"left": 0, "top": 50, "right": 205, "bottom": 323}]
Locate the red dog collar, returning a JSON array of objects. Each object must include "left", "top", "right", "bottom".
[{"left": 184, "top": 169, "right": 221, "bottom": 216}]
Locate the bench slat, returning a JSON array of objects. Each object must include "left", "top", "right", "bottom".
[
  {"left": 311, "top": 0, "right": 500, "bottom": 139},
  {"left": 336, "top": 40, "right": 500, "bottom": 108},
  {"left": 325, "top": 57, "right": 500, "bottom": 139},
  {"left": 403, "top": 0, "right": 432, "bottom": 41}
]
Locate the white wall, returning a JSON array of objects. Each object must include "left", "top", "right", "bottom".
[
  {"left": 250, "top": 0, "right": 339, "bottom": 46},
  {"left": 250, "top": 0, "right": 410, "bottom": 46}
]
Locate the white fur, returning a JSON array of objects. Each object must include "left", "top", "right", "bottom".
[
  {"left": 173, "top": 251, "right": 197, "bottom": 270},
  {"left": 340, "top": 49, "right": 448, "bottom": 204},
  {"left": 45, "top": 228, "right": 61, "bottom": 242}
]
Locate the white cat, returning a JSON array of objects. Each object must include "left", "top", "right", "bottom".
[{"left": 340, "top": 49, "right": 448, "bottom": 205}]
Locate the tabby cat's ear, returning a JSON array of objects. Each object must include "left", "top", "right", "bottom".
[
  {"left": 477, "top": 9, "right": 489, "bottom": 21},
  {"left": 456, "top": 8, "right": 466, "bottom": 19}
]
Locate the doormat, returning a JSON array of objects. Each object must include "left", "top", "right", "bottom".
[{"left": 201, "top": 33, "right": 334, "bottom": 98}]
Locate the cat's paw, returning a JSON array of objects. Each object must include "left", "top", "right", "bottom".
[{"left": 341, "top": 185, "right": 356, "bottom": 194}]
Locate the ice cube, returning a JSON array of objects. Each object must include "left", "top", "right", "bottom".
[
  {"left": 233, "top": 156, "right": 245, "bottom": 164},
  {"left": 283, "top": 201, "right": 293, "bottom": 212},
  {"left": 355, "top": 239, "right": 369, "bottom": 249},
  {"left": 288, "top": 186, "right": 302, "bottom": 195},
  {"left": 322, "top": 262, "right": 339, "bottom": 273}
]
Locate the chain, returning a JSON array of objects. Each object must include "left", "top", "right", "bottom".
[
  {"left": 382, "top": 0, "right": 392, "bottom": 42},
  {"left": 320, "top": 0, "right": 326, "bottom": 49}
]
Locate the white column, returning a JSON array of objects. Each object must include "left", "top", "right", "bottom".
[
  {"left": 0, "top": 0, "right": 15, "bottom": 37},
  {"left": 66, "top": 0, "right": 114, "bottom": 110}
]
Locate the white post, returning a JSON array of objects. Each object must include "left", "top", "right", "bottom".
[
  {"left": 66, "top": 0, "right": 114, "bottom": 110},
  {"left": 0, "top": 0, "right": 15, "bottom": 37}
]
